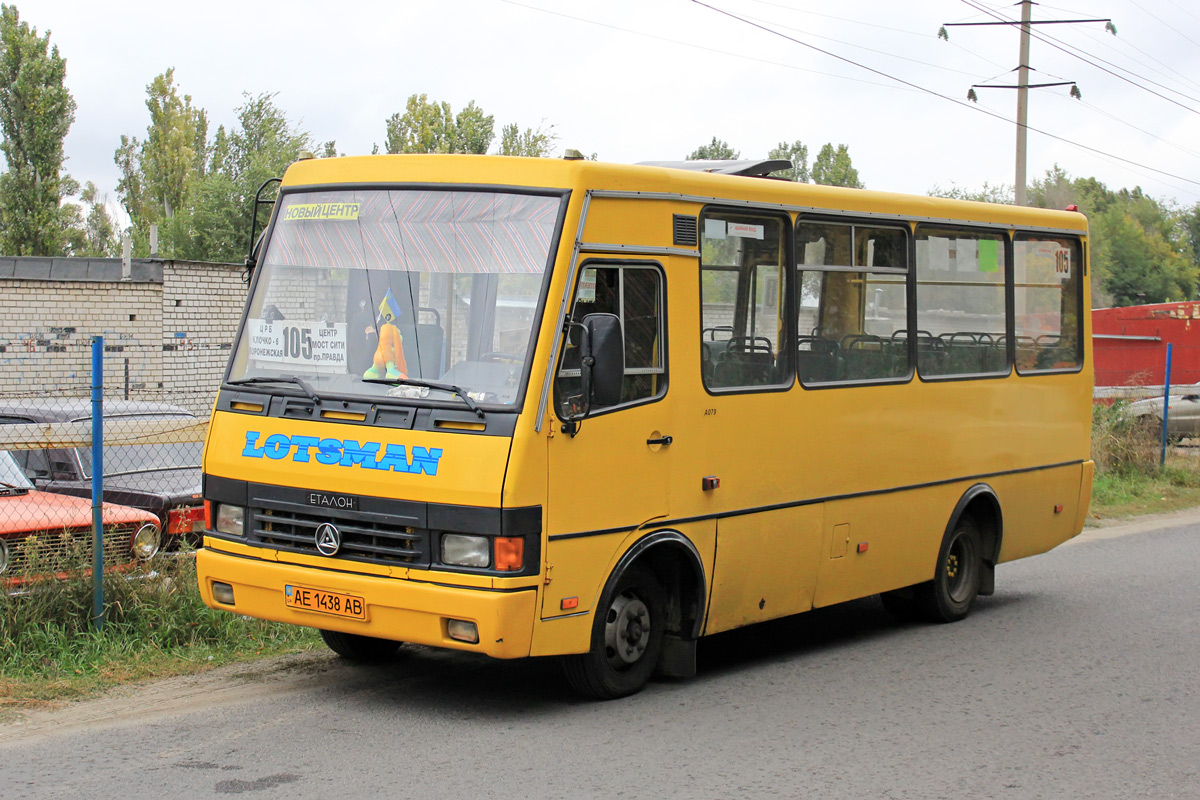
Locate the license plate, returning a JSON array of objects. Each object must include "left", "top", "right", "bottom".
[{"left": 284, "top": 585, "right": 366, "bottom": 619}]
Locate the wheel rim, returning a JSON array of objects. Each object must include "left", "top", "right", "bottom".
[
  {"left": 604, "top": 590, "right": 651, "bottom": 669},
  {"left": 944, "top": 530, "right": 979, "bottom": 604}
]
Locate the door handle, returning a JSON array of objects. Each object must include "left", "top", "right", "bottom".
[{"left": 646, "top": 435, "right": 673, "bottom": 446}]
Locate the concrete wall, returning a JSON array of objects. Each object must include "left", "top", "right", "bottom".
[{"left": 0, "top": 257, "right": 245, "bottom": 414}]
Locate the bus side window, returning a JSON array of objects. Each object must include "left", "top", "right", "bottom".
[
  {"left": 1013, "top": 234, "right": 1082, "bottom": 373},
  {"left": 914, "top": 227, "right": 1009, "bottom": 378},
  {"left": 555, "top": 263, "right": 666, "bottom": 415},
  {"left": 795, "top": 221, "right": 909, "bottom": 384},
  {"left": 700, "top": 211, "right": 791, "bottom": 391}
]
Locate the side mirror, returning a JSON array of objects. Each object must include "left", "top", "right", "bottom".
[
  {"left": 584, "top": 313, "right": 624, "bottom": 408},
  {"left": 562, "top": 313, "right": 624, "bottom": 434}
]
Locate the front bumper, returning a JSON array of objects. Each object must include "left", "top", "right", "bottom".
[{"left": 197, "top": 546, "right": 537, "bottom": 659}]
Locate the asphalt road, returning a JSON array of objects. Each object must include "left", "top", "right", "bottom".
[{"left": 2, "top": 514, "right": 1199, "bottom": 800}]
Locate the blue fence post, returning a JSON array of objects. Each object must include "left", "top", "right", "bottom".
[
  {"left": 91, "top": 336, "right": 104, "bottom": 630},
  {"left": 1161, "top": 343, "right": 1173, "bottom": 469}
]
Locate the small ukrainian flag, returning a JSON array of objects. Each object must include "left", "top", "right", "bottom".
[{"left": 377, "top": 288, "right": 402, "bottom": 326}]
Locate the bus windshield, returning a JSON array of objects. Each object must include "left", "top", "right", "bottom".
[{"left": 228, "top": 188, "right": 564, "bottom": 409}]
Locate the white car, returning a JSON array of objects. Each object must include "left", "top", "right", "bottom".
[{"left": 1126, "top": 387, "right": 1200, "bottom": 439}]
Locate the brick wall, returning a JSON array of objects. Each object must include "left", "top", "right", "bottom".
[{"left": 0, "top": 258, "right": 245, "bottom": 414}]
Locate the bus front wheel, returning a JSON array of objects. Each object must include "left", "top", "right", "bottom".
[
  {"left": 563, "top": 564, "right": 666, "bottom": 700},
  {"left": 915, "top": 516, "right": 983, "bottom": 623},
  {"left": 319, "top": 629, "right": 402, "bottom": 661}
]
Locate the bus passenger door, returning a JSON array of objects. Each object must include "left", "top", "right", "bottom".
[{"left": 543, "top": 260, "right": 673, "bottom": 618}]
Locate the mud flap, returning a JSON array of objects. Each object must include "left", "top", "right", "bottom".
[{"left": 656, "top": 634, "right": 697, "bottom": 678}]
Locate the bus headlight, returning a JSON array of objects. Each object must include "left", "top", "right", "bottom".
[
  {"left": 214, "top": 504, "right": 245, "bottom": 537},
  {"left": 133, "top": 523, "right": 161, "bottom": 560},
  {"left": 0, "top": 537, "right": 9, "bottom": 575},
  {"left": 441, "top": 533, "right": 490, "bottom": 568}
]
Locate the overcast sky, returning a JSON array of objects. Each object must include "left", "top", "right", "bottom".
[{"left": 20, "top": 0, "right": 1200, "bottom": 215}]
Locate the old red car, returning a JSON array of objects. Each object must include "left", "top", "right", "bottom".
[{"left": 0, "top": 449, "right": 160, "bottom": 583}]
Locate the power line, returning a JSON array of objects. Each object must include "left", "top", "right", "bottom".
[
  {"left": 735, "top": 8, "right": 993, "bottom": 79},
  {"left": 959, "top": 0, "right": 1200, "bottom": 114},
  {"left": 1129, "top": 0, "right": 1200, "bottom": 50},
  {"left": 1068, "top": 20, "right": 1200, "bottom": 97},
  {"left": 497, "top": 0, "right": 902, "bottom": 92},
  {"left": 686, "top": 0, "right": 1200, "bottom": 190}
]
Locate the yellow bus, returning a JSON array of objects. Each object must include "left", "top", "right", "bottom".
[{"left": 198, "top": 154, "right": 1092, "bottom": 699}]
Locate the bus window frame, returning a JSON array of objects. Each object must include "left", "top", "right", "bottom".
[
  {"left": 792, "top": 214, "right": 915, "bottom": 390},
  {"left": 912, "top": 222, "right": 1015, "bottom": 384},
  {"left": 553, "top": 258, "right": 669, "bottom": 423},
  {"left": 1012, "top": 232, "right": 1085, "bottom": 376},
  {"left": 698, "top": 205, "right": 795, "bottom": 397}
]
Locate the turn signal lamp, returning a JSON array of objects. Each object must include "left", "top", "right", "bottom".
[{"left": 494, "top": 537, "right": 525, "bottom": 571}]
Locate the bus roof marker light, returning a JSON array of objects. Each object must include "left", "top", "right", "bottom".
[{"left": 563, "top": 149, "right": 585, "bottom": 160}]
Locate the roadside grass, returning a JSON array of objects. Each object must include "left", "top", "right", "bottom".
[
  {"left": 0, "top": 549, "right": 317, "bottom": 715},
  {"left": 3, "top": 403, "right": 1199, "bottom": 710},
  {"left": 1088, "top": 401, "right": 1200, "bottom": 521}
]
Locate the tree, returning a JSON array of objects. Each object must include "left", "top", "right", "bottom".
[
  {"left": 1025, "top": 165, "right": 1197, "bottom": 306},
  {"left": 0, "top": 4, "right": 76, "bottom": 256},
  {"left": 687, "top": 137, "right": 739, "bottom": 160},
  {"left": 114, "top": 68, "right": 208, "bottom": 255},
  {"left": 184, "top": 92, "right": 311, "bottom": 263},
  {"left": 1094, "top": 208, "right": 1194, "bottom": 305},
  {"left": 498, "top": 122, "right": 556, "bottom": 157},
  {"left": 61, "top": 181, "right": 118, "bottom": 256},
  {"left": 810, "top": 143, "right": 863, "bottom": 188},
  {"left": 1184, "top": 202, "right": 1200, "bottom": 268},
  {"left": 928, "top": 182, "right": 1013, "bottom": 204},
  {"left": 385, "top": 94, "right": 495, "bottom": 154},
  {"left": 768, "top": 140, "right": 809, "bottom": 182}
]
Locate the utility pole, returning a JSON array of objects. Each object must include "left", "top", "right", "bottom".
[
  {"left": 1015, "top": 0, "right": 1032, "bottom": 206},
  {"left": 941, "top": 3, "right": 1114, "bottom": 205}
]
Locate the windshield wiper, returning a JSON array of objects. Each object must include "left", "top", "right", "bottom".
[
  {"left": 362, "top": 377, "right": 485, "bottom": 419},
  {"left": 228, "top": 375, "right": 322, "bottom": 405}
]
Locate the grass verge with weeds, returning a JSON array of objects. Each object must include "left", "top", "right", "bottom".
[
  {"left": 0, "top": 547, "right": 317, "bottom": 711},
  {"left": 1089, "top": 401, "right": 1200, "bottom": 521}
]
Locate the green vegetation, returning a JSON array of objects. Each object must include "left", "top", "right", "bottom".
[
  {"left": 1088, "top": 401, "right": 1200, "bottom": 520},
  {"left": 0, "top": 546, "right": 316, "bottom": 710}
]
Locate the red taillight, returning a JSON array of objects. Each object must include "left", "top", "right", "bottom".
[{"left": 168, "top": 506, "right": 206, "bottom": 535}]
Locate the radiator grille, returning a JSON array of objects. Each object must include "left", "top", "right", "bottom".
[
  {"left": 249, "top": 501, "right": 428, "bottom": 567},
  {"left": 4, "top": 525, "right": 135, "bottom": 574}
]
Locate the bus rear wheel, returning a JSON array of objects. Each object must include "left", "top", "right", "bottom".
[
  {"left": 319, "top": 629, "right": 402, "bottom": 661},
  {"left": 563, "top": 564, "right": 666, "bottom": 700},
  {"left": 915, "top": 516, "right": 983, "bottom": 623}
]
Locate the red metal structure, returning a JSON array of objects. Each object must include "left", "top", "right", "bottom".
[{"left": 1093, "top": 302, "right": 1200, "bottom": 387}]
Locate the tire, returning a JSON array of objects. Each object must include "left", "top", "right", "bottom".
[
  {"left": 914, "top": 516, "right": 983, "bottom": 623},
  {"left": 319, "top": 629, "right": 402, "bottom": 662},
  {"left": 563, "top": 564, "right": 666, "bottom": 700}
]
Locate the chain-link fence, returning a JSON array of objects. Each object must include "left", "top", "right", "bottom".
[{"left": 0, "top": 353, "right": 210, "bottom": 589}]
